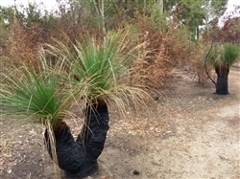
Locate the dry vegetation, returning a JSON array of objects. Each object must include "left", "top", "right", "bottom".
[
  {"left": 0, "top": 9, "right": 204, "bottom": 92},
  {"left": 1, "top": 2, "right": 239, "bottom": 97},
  {"left": 1, "top": 2, "right": 240, "bottom": 179}
]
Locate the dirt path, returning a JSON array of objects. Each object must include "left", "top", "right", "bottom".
[
  {"left": 1, "top": 68, "right": 239, "bottom": 179},
  {"left": 99, "top": 68, "right": 240, "bottom": 179}
]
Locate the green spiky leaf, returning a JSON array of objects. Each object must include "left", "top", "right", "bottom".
[{"left": 0, "top": 57, "right": 73, "bottom": 125}]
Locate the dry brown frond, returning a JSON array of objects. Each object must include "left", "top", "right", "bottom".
[
  {"left": 7, "top": 19, "right": 46, "bottom": 68},
  {"left": 130, "top": 17, "right": 174, "bottom": 90},
  {"left": 188, "top": 42, "right": 215, "bottom": 85}
]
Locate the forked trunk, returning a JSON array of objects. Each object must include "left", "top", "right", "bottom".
[
  {"left": 215, "top": 65, "right": 229, "bottom": 95},
  {"left": 44, "top": 100, "right": 109, "bottom": 178},
  {"left": 44, "top": 122, "right": 87, "bottom": 175},
  {"left": 77, "top": 100, "right": 109, "bottom": 162}
]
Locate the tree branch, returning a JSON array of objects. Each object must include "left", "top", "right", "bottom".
[{"left": 204, "top": 39, "right": 217, "bottom": 87}]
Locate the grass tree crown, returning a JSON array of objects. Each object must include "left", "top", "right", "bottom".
[
  {"left": 1, "top": 29, "right": 151, "bottom": 123},
  {"left": 207, "top": 43, "right": 240, "bottom": 67},
  {"left": 0, "top": 56, "right": 73, "bottom": 126},
  {"left": 47, "top": 29, "right": 151, "bottom": 115}
]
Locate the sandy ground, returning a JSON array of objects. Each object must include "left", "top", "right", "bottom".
[{"left": 0, "top": 67, "right": 239, "bottom": 179}]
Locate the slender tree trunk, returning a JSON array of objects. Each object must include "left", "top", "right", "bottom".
[
  {"left": 215, "top": 65, "right": 229, "bottom": 95},
  {"left": 94, "top": 0, "right": 106, "bottom": 35},
  {"left": 196, "top": 26, "right": 199, "bottom": 40},
  {"left": 157, "top": 0, "right": 164, "bottom": 14}
]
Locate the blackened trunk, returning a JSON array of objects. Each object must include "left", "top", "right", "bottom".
[
  {"left": 215, "top": 66, "right": 229, "bottom": 95},
  {"left": 44, "top": 101, "right": 109, "bottom": 178},
  {"left": 76, "top": 100, "right": 109, "bottom": 162},
  {"left": 45, "top": 122, "right": 87, "bottom": 174},
  {"left": 44, "top": 123, "right": 99, "bottom": 178}
]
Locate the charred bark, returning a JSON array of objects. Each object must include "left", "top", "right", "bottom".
[
  {"left": 44, "top": 123, "right": 85, "bottom": 173},
  {"left": 44, "top": 101, "right": 109, "bottom": 178},
  {"left": 215, "top": 66, "right": 229, "bottom": 95},
  {"left": 77, "top": 101, "right": 109, "bottom": 162}
]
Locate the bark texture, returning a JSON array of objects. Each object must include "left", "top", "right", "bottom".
[
  {"left": 44, "top": 102, "right": 109, "bottom": 178},
  {"left": 77, "top": 101, "right": 109, "bottom": 162},
  {"left": 215, "top": 66, "right": 229, "bottom": 95},
  {"left": 44, "top": 123, "right": 86, "bottom": 174}
]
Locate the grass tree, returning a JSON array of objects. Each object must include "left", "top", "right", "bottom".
[
  {"left": 45, "top": 30, "right": 150, "bottom": 176},
  {"left": 0, "top": 57, "right": 81, "bottom": 174},
  {"left": 207, "top": 43, "right": 240, "bottom": 95},
  {"left": 0, "top": 30, "right": 151, "bottom": 177}
]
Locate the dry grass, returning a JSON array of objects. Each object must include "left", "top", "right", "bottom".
[
  {"left": 189, "top": 42, "right": 215, "bottom": 85},
  {"left": 130, "top": 18, "right": 175, "bottom": 90},
  {"left": 2, "top": 11, "right": 209, "bottom": 92},
  {"left": 7, "top": 20, "right": 44, "bottom": 68}
]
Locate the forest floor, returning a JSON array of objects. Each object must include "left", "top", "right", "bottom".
[{"left": 1, "top": 67, "right": 239, "bottom": 179}]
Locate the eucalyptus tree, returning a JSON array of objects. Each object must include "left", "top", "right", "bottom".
[{"left": 159, "top": 0, "right": 227, "bottom": 40}]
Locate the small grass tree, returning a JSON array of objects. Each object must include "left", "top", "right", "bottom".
[
  {"left": 207, "top": 43, "right": 240, "bottom": 95},
  {"left": 0, "top": 56, "right": 75, "bottom": 174}
]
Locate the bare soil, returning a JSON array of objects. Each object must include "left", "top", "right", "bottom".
[{"left": 1, "top": 67, "right": 239, "bottom": 179}]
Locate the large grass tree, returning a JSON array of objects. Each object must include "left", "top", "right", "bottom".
[{"left": 0, "top": 30, "right": 150, "bottom": 177}]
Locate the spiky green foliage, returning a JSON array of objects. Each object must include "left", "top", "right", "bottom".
[
  {"left": 222, "top": 43, "right": 240, "bottom": 65},
  {"left": 0, "top": 56, "right": 73, "bottom": 126},
  {"left": 207, "top": 43, "right": 240, "bottom": 67},
  {"left": 46, "top": 29, "right": 151, "bottom": 115}
]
